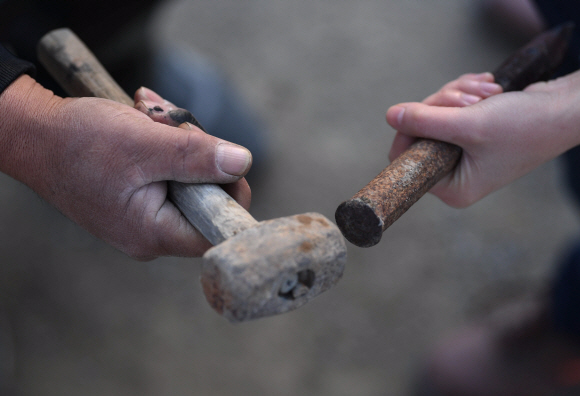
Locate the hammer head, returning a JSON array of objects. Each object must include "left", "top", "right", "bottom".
[{"left": 201, "top": 212, "right": 347, "bottom": 322}]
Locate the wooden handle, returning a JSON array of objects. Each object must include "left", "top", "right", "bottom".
[
  {"left": 37, "top": 28, "right": 258, "bottom": 245},
  {"left": 335, "top": 23, "right": 574, "bottom": 247}
]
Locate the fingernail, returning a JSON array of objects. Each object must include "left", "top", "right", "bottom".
[
  {"left": 178, "top": 122, "right": 194, "bottom": 130},
  {"left": 216, "top": 143, "right": 252, "bottom": 176},
  {"left": 461, "top": 93, "right": 481, "bottom": 105},
  {"left": 389, "top": 106, "right": 405, "bottom": 127},
  {"left": 480, "top": 82, "right": 502, "bottom": 96}
]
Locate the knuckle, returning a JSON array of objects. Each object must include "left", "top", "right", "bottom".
[
  {"left": 174, "top": 131, "right": 207, "bottom": 179},
  {"left": 447, "top": 90, "right": 463, "bottom": 103}
]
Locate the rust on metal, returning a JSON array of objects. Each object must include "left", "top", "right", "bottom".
[
  {"left": 335, "top": 23, "right": 574, "bottom": 248},
  {"left": 336, "top": 140, "right": 461, "bottom": 247}
]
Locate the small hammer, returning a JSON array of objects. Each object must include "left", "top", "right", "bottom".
[
  {"left": 335, "top": 23, "right": 574, "bottom": 248},
  {"left": 37, "top": 28, "right": 347, "bottom": 322}
]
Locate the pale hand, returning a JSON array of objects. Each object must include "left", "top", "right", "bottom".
[{"left": 386, "top": 71, "right": 580, "bottom": 207}]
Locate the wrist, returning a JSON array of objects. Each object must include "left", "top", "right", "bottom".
[
  {"left": 553, "top": 86, "right": 580, "bottom": 153},
  {"left": 0, "top": 74, "right": 64, "bottom": 193},
  {"left": 518, "top": 75, "right": 580, "bottom": 159}
]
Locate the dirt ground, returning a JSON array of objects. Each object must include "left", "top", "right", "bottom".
[{"left": 1, "top": 1, "right": 579, "bottom": 395}]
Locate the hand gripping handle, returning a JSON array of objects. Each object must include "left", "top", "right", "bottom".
[
  {"left": 37, "top": 28, "right": 258, "bottom": 246},
  {"left": 335, "top": 23, "right": 574, "bottom": 248}
]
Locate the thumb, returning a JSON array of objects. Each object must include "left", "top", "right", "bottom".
[
  {"left": 387, "top": 102, "right": 466, "bottom": 145},
  {"left": 137, "top": 120, "right": 253, "bottom": 184},
  {"left": 178, "top": 122, "right": 254, "bottom": 180}
]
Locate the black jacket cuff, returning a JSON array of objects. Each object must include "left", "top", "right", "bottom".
[{"left": 0, "top": 45, "right": 36, "bottom": 94}]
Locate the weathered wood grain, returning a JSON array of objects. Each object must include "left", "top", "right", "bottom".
[
  {"left": 37, "top": 28, "right": 347, "bottom": 322},
  {"left": 37, "top": 28, "right": 258, "bottom": 245}
]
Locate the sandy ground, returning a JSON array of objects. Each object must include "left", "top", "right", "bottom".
[{"left": 1, "top": 0, "right": 579, "bottom": 395}]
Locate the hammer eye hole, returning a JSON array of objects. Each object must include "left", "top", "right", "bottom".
[
  {"left": 278, "top": 270, "right": 316, "bottom": 300},
  {"left": 298, "top": 269, "right": 315, "bottom": 288}
]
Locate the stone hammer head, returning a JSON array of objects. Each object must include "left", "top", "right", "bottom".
[{"left": 201, "top": 212, "right": 347, "bottom": 322}]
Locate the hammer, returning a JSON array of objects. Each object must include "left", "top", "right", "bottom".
[
  {"left": 37, "top": 28, "right": 347, "bottom": 322},
  {"left": 335, "top": 23, "right": 574, "bottom": 248}
]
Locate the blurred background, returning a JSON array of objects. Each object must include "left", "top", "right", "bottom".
[{"left": 0, "top": 0, "right": 578, "bottom": 395}]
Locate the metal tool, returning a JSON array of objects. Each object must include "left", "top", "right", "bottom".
[
  {"left": 335, "top": 23, "right": 574, "bottom": 248},
  {"left": 37, "top": 28, "right": 347, "bottom": 322}
]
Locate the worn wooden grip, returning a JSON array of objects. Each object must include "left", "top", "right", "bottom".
[
  {"left": 336, "top": 23, "right": 574, "bottom": 248},
  {"left": 37, "top": 28, "right": 258, "bottom": 245},
  {"left": 37, "top": 28, "right": 134, "bottom": 106},
  {"left": 336, "top": 140, "right": 461, "bottom": 247},
  {"left": 168, "top": 183, "right": 258, "bottom": 245}
]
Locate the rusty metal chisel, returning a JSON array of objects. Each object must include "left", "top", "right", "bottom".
[{"left": 335, "top": 23, "right": 574, "bottom": 248}]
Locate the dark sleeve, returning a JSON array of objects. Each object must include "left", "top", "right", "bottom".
[
  {"left": 532, "top": 0, "right": 580, "bottom": 76},
  {"left": 0, "top": 44, "right": 36, "bottom": 94}
]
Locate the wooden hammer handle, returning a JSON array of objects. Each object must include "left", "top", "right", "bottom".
[
  {"left": 335, "top": 23, "right": 574, "bottom": 248},
  {"left": 37, "top": 28, "right": 258, "bottom": 245}
]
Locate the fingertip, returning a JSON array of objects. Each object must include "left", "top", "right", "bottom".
[
  {"left": 222, "top": 178, "right": 252, "bottom": 211},
  {"left": 134, "top": 87, "right": 152, "bottom": 103},
  {"left": 391, "top": 102, "right": 465, "bottom": 143},
  {"left": 134, "top": 86, "right": 165, "bottom": 104},
  {"left": 386, "top": 105, "right": 406, "bottom": 128},
  {"left": 478, "top": 72, "right": 495, "bottom": 82}
]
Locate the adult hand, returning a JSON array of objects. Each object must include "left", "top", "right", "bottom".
[
  {"left": 0, "top": 75, "right": 252, "bottom": 260},
  {"left": 386, "top": 71, "right": 580, "bottom": 207}
]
